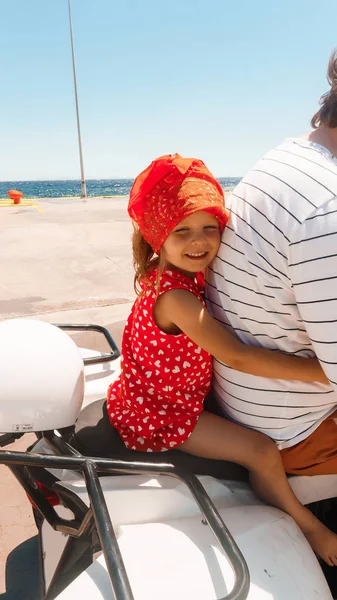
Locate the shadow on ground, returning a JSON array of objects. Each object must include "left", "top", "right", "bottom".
[{"left": 0, "top": 536, "right": 41, "bottom": 600}]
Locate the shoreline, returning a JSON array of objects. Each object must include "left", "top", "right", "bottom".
[
  {"left": 0, "top": 194, "right": 129, "bottom": 202},
  {"left": 0, "top": 187, "right": 234, "bottom": 203}
]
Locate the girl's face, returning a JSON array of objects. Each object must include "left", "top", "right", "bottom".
[{"left": 161, "top": 210, "right": 221, "bottom": 277}]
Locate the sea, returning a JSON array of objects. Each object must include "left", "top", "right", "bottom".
[{"left": 0, "top": 178, "right": 241, "bottom": 199}]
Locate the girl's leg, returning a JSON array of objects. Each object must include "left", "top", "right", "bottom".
[{"left": 180, "top": 411, "right": 337, "bottom": 566}]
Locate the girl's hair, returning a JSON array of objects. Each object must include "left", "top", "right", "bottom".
[
  {"left": 311, "top": 50, "right": 337, "bottom": 129},
  {"left": 132, "top": 223, "right": 167, "bottom": 295}
]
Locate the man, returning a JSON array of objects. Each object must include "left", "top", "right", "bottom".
[{"left": 207, "top": 50, "right": 337, "bottom": 475}]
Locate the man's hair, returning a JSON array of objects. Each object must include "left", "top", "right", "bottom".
[{"left": 311, "top": 49, "right": 337, "bottom": 129}]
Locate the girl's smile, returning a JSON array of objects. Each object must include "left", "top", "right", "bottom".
[
  {"left": 185, "top": 251, "right": 208, "bottom": 260},
  {"left": 162, "top": 211, "right": 221, "bottom": 277}
]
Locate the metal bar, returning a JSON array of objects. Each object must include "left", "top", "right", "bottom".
[
  {"left": 0, "top": 451, "right": 249, "bottom": 599},
  {"left": 83, "top": 460, "right": 135, "bottom": 600},
  {"left": 57, "top": 323, "right": 120, "bottom": 355},
  {"left": 67, "top": 0, "right": 86, "bottom": 198},
  {"left": 9, "top": 465, "right": 59, "bottom": 522},
  {"left": 0, "top": 450, "right": 176, "bottom": 472},
  {"left": 43, "top": 431, "right": 82, "bottom": 457},
  {"left": 181, "top": 471, "right": 250, "bottom": 600},
  {"left": 9, "top": 463, "right": 88, "bottom": 536},
  {"left": 55, "top": 323, "right": 120, "bottom": 364}
]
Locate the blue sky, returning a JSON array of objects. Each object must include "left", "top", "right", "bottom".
[{"left": 1, "top": 0, "right": 336, "bottom": 181}]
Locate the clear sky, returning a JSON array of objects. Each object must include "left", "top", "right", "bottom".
[{"left": 1, "top": 0, "right": 337, "bottom": 181}]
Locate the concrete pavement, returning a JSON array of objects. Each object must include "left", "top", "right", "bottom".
[{"left": 0, "top": 197, "right": 136, "bottom": 596}]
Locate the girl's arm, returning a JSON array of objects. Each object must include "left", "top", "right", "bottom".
[{"left": 155, "top": 289, "right": 329, "bottom": 383}]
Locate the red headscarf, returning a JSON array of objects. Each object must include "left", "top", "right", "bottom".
[{"left": 128, "top": 154, "right": 229, "bottom": 252}]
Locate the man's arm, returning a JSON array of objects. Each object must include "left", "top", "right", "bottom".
[{"left": 289, "top": 197, "right": 337, "bottom": 387}]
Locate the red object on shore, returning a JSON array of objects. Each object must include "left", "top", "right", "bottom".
[{"left": 7, "top": 189, "right": 23, "bottom": 204}]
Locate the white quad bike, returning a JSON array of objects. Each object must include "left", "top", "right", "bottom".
[{"left": 1, "top": 318, "right": 337, "bottom": 600}]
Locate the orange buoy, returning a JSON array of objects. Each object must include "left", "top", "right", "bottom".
[{"left": 7, "top": 189, "right": 23, "bottom": 205}]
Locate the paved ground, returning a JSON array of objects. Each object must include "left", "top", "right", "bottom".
[{"left": 0, "top": 197, "right": 135, "bottom": 597}]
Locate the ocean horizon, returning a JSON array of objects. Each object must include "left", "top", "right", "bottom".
[{"left": 0, "top": 177, "right": 241, "bottom": 199}]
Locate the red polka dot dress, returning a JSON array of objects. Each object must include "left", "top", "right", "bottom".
[{"left": 107, "top": 268, "right": 212, "bottom": 452}]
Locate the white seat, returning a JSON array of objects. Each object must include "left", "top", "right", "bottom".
[{"left": 289, "top": 473, "right": 337, "bottom": 505}]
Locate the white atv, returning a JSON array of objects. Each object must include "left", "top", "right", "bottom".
[{"left": 0, "top": 318, "right": 337, "bottom": 600}]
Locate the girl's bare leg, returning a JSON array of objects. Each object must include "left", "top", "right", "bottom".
[{"left": 180, "top": 411, "right": 337, "bottom": 566}]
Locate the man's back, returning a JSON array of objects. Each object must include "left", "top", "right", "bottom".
[{"left": 207, "top": 137, "right": 337, "bottom": 449}]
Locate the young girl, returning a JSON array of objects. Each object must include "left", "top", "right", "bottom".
[{"left": 107, "top": 153, "right": 337, "bottom": 566}]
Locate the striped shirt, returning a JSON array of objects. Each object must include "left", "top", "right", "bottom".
[{"left": 206, "top": 138, "right": 337, "bottom": 449}]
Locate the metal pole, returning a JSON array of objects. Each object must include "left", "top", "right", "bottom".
[
  {"left": 68, "top": 0, "right": 87, "bottom": 198},
  {"left": 83, "top": 461, "right": 135, "bottom": 600}
]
